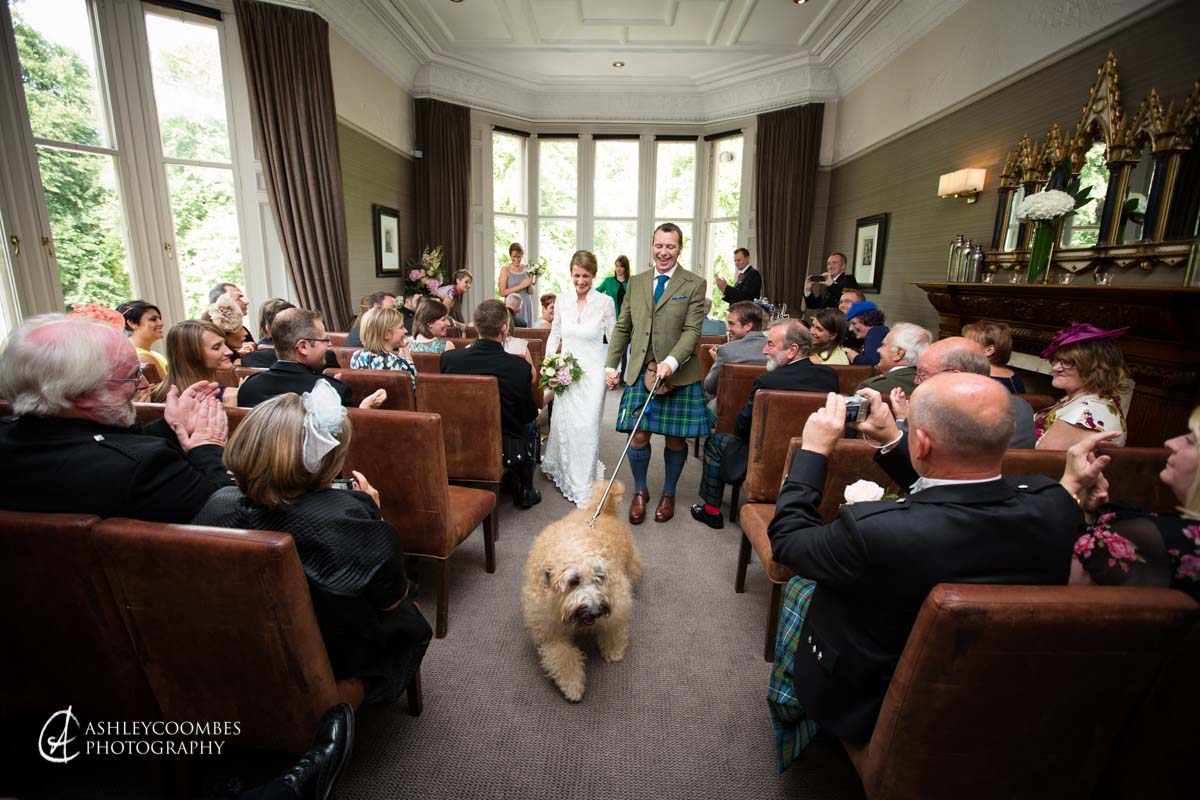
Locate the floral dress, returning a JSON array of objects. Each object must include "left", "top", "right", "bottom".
[
  {"left": 407, "top": 337, "right": 448, "bottom": 355},
  {"left": 1074, "top": 506, "right": 1200, "bottom": 602},
  {"left": 1034, "top": 393, "right": 1126, "bottom": 445},
  {"left": 349, "top": 349, "right": 417, "bottom": 391}
]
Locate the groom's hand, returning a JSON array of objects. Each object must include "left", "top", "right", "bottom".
[
  {"left": 655, "top": 361, "right": 675, "bottom": 380},
  {"left": 605, "top": 368, "right": 620, "bottom": 389}
]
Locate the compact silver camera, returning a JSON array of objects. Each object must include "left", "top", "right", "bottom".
[{"left": 844, "top": 395, "right": 869, "bottom": 423}]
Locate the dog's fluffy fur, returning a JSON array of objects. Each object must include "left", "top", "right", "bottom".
[{"left": 522, "top": 480, "right": 642, "bottom": 701}]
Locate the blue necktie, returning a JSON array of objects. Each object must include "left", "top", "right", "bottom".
[{"left": 654, "top": 274, "right": 668, "bottom": 305}]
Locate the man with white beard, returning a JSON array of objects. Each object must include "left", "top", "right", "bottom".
[
  {"left": 692, "top": 320, "right": 840, "bottom": 529},
  {"left": 0, "top": 314, "right": 231, "bottom": 522}
]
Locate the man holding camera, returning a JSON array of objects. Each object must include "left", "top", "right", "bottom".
[
  {"left": 804, "top": 252, "right": 860, "bottom": 310},
  {"left": 691, "top": 320, "right": 838, "bottom": 529}
]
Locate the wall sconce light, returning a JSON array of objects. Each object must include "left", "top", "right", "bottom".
[{"left": 938, "top": 168, "right": 986, "bottom": 203}]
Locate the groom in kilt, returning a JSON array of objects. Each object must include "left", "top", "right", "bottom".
[{"left": 605, "top": 222, "right": 714, "bottom": 524}]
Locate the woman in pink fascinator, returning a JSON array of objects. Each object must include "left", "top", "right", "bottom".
[{"left": 1034, "top": 321, "right": 1131, "bottom": 449}]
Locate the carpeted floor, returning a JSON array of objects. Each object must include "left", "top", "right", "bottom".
[{"left": 338, "top": 388, "right": 866, "bottom": 800}]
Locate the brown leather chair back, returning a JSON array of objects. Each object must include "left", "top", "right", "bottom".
[
  {"left": 1019, "top": 392, "right": 1056, "bottom": 412},
  {"left": 700, "top": 334, "right": 726, "bottom": 348},
  {"left": 235, "top": 366, "right": 266, "bottom": 384},
  {"left": 327, "top": 331, "right": 348, "bottom": 347},
  {"left": 0, "top": 510, "right": 160, "bottom": 721},
  {"left": 699, "top": 344, "right": 717, "bottom": 381},
  {"left": 851, "top": 584, "right": 1198, "bottom": 800},
  {"left": 329, "top": 347, "right": 356, "bottom": 369},
  {"left": 831, "top": 364, "right": 874, "bottom": 395},
  {"left": 213, "top": 367, "right": 238, "bottom": 388},
  {"left": 744, "top": 391, "right": 833, "bottom": 503},
  {"left": 513, "top": 328, "right": 550, "bottom": 347},
  {"left": 141, "top": 360, "right": 163, "bottom": 385},
  {"left": 447, "top": 337, "right": 474, "bottom": 351},
  {"left": 525, "top": 338, "right": 544, "bottom": 366},
  {"left": 340, "top": 409, "right": 454, "bottom": 559},
  {"left": 415, "top": 375, "right": 502, "bottom": 483},
  {"left": 93, "top": 519, "right": 349, "bottom": 754},
  {"left": 714, "top": 363, "right": 766, "bottom": 434},
  {"left": 135, "top": 402, "right": 166, "bottom": 426},
  {"left": 322, "top": 368, "right": 416, "bottom": 411},
  {"left": 411, "top": 351, "right": 443, "bottom": 374},
  {"left": 819, "top": 439, "right": 903, "bottom": 522},
  {"left": 1001, "top": 446, "right": 1177, "bottom": 513}
]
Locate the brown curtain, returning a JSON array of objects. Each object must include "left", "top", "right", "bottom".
[
  {"left": 755, "top": 103, "right": 824, "bottom": 311},
  {"left": 233, "top": 0, "right": 353, "bottom": 330},
  {"left": 414, "top": 98, "right": 470, "bottom": 277}
]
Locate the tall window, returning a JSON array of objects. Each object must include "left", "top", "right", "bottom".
[
  {"left": 538, "top": 137, "right": 578, "bottom": 298},
  {"left": 592, "top": 138, "right": 638, "bottom": 276},
  {"left": 145, "top": 9, "right": 241, "bottom": 317},
  {"left": 654, "top": 140, "right": 696, "bottom": 269},
  {"left": 492, "top": 130, "right": 527, "bottom": 275},
  {"left": 705, "top": 134, "right": 743, "bottom": 317},
  {"left": 14, "top": 0, "right": 131, "bottom": 308}
]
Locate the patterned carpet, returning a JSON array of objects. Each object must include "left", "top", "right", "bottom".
[{"left": 338, "top": 388, "right": 866, "bottom": 800}]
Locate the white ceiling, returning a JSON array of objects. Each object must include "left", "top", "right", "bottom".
[{"left": 309, "top": 0, "right": 970, "bottom": 123}]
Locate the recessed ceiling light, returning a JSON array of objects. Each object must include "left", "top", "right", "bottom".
[{"left": 612, "top": 61, "right": 625, "bottom": 68}]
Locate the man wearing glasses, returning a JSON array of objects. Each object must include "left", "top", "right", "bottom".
[
  {"left": 0, "top": 314, "right": 231, "bottom": 522},
  {"left": 238, "top": 309, "right": 386, "bottom": 409}
]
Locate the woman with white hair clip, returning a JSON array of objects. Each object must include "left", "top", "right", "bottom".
[{"left": 192, "top": 381, "right": 431, "bottom": 703}]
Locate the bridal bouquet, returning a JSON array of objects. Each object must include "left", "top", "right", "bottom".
[{"left": 539, "top": 352, "right": 583, "bottom": 396}]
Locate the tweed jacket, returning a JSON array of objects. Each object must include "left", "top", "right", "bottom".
[
  {"left": 606, "top": 266, "right": 707, "bottom": 387},
  {"left": 856, "top": 365, "right": 917, "bottom": 397},
  {"left": 767, "top": 442, "right": 1078, "bottom": 744},
  {"left": 703, "top": 331, "right": 768, "bottom": 397}
]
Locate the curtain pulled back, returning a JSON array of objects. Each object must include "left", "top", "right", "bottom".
[
  {"left": 755, "top": 103, "right": 824, "bottom": 312},
  {"left": 233, "top": 0, "right": 352, "bottom": 329},
  {"left": 414, "top": 99, "right": 470, "bottom": 284}
]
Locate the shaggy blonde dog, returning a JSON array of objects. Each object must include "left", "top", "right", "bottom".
[{"left": 522, "top": 480, "right": 642, "bottom": 702}]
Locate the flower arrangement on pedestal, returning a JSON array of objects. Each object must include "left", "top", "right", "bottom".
[
  {"left": 405, "top": 245, "right": 445, "bottom": 295},
  {"left": 539, "top": 352, "right": 583, "bottom": 396},
  {"left": 1016, "top": 189, "right": 1076, "bottom": 284}
]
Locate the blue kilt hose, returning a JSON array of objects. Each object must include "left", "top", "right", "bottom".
[
  {"left": 616, "top": 368, "right": 715, "bottom": 438},
  {"left": 768, "top": 577, "right": 820, "bottom": 772}
]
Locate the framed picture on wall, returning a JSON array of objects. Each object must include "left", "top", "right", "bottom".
[
  {"left": 373, "top": 204, "right": 401, "bottom": 277},
  {"left": 853, "top": 213, "right": 888, "bottom": 293}
]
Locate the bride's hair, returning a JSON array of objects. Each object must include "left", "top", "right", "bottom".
[{"left": 570, "top": 250, "right": 598, "bottom": 276}]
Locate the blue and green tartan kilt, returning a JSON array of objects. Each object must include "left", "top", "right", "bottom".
[
  {"left": 768, "top": 577, "right": 820, "bottom": 772},
  {"left": 615, "top": 369, "right": 716, "bottom": 438}
]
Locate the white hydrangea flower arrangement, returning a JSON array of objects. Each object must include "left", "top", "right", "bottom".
[{"left": 1016, "top": 189, "right": 1076, "bottom": 222}]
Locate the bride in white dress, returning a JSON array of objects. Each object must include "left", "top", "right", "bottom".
[{"left": 541, "top": 250, "right": 616, "bottom": 508}]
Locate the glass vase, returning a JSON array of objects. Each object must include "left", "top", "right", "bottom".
[{"left": 1027, "top": 220, "right": 1055, "bottom": 284}]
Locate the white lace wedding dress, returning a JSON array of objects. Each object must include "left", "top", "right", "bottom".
[{"left": 541, "top": 288, "right": 616, "bottom": 508}]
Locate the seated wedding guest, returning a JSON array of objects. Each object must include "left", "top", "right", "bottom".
[
  {"left": 239, "top": 308, "right": 386, "bottom": 409},
  {"left": 1035, "top": 322, "right": 1129, "bottom": 449},
  {"left": 350, "top": 306, "right": 416, "bottom": 390},
  {"left": 150, "top": 320, "right": 240, "bottom": 407},
  {"left": 962, "top": 319, "right": 1026, "bottom": 394},
  {"left": 597, "top": 256, "right": 630, "bottom": 316},
  {"left": 855, "top": 322, "right": 931, "bottom": 396},
  {"left": 702, "top": 299, "right": 727, "bottom": 336},
  {"left": 117, "top": 300, "right": 167, "bottom": 374},
  {"left": 441, "top": 299, "right": 540, "bottom": 509},
  {"left": 400, "top": 288, "right": 420, "bottom": 333},
  {"left": 244, "top": 301, "right": 340, "bottom": 371},
  {"left": 194, "top": 383, "right": 431, "bottom": 704},
  {"left": 1063, "top": 407, "right": 1199, "bottom": 600},
  {"left": 809, "top": 308, "right": 853, "bottom": 366},
  {"left": 846, "top": 301, "right": 888, "bottom": 367},
  {"left": 838, "top": 288, "right": 867, "bottom": 350},
  {"left": 767, "top": 376, "right": 1078, "bottom": 767},
  {"left": 505, "top": 292, "right": 530, "bottom": 328},
  {"left": 345, "top": 291, "right": 397, "bottom": 348},
  {"left": 535, "top": 292, "right": 556, "bottom": 329},
  {"left": 407, "top": 297, "right": 458, "bottom": 355},
  {"left": 255, "top": 298, "right": 294, "bottom": 345},
  {"left": 702, "top": 300, "right": 767, "bottom": 408},
  {"left": 435, "top": 269, "right": 474, "bottom": 324},
  {"left": 691, "top": 320, "right": 838, "bottom": 529},
  {"left": 0, "top": 314, "right": 230, "bottom": 522},
  {"left": 209, "top": 292, "right": 253, "bottom": 362},
  {"left": 208, "top": 281, "right": 255, "bottom": 347}
]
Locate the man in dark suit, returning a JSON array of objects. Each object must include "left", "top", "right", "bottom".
[
  {"left": 766, "top": 376, "right": 1078, "bottom": 763},
  {"left": 715, "top": 247, "right": 762, "bottom": 305},
  {"left": 238, "top": 308, "right": 386, "bottom": 409},
  {"left": 0, "top": 314, "right": 231, "bottom": 522},
  {"left": 691, "top": 320, "right": 839, "bottom": 528},
  {"left": 441, "top": 299, "right": 541, "bottom": 509},
  {"left": 241, "top": 298, "right": 338, "bottom": 370},
  {"left": 804, "top": 252, "right": 860, "bottom": 310}
]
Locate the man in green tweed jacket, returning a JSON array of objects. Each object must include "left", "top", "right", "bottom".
[{"left": 605, "top": 223, "right": 712, "bottom": 524}]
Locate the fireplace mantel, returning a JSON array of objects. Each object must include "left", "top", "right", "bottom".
[{"left": 916, "top": 283, "right": 1200, "bottom": 446}]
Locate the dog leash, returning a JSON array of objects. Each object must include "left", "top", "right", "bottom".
[{"left": 589, "top": 372, "right": 664, "bottom": 528}]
